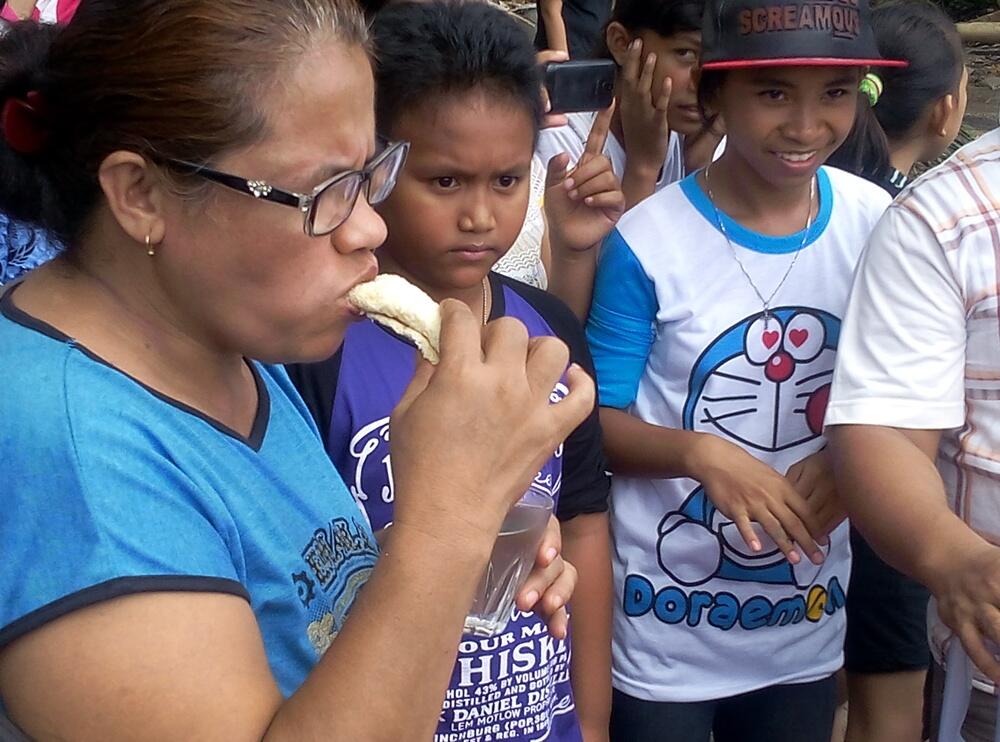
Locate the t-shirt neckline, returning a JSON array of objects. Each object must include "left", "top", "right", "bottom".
[
  {"left": 681, "top": 167, "right": 833, "bottom": 254},
  {"left": 0, "top": 284, "right": 270, "bottom": 451}
]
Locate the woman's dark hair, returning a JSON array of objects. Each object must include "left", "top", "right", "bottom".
[
  {"left": 596, "top": 0, "right": 706, "bottom": 59},
  {"left": 828, "top": 0, "right": 964, "bottom": 184},
  {"left": 373, "top": 1, "right": 543, "bottom": 139},
  {"left": 0, "top": 0, "right": 367, "bottom": 245}
]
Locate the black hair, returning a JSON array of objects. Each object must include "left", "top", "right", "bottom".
[
  {"left": 596, "top": 0, "right": 705, "bottom": 59},
  {"left": 696, "top": 68, "right": 725, "bottom": 124},
  {"left": 0, "top": 22, "right": 64, "bottom": 239},
  {"left": 373, "top": 1, "right": 543, "bottom": 139},
  {"left": 827, "top": 0, "right": 964, "bottom": 184}
]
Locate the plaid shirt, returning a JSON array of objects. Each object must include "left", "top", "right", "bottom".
[{"left": 827, "top": 128, "right": 1000, "bottom": 688}]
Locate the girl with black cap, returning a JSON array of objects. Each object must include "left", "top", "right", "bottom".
[{"left": 585, "top": 0, "right": 905, "bottom": 739}]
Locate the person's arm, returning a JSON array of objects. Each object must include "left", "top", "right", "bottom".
[
  {"left": 0, "top": 529, "right": 494, "bottom": 742},
  {"left": 524, "top": 284, "right": 613, "bottom": 740},
  {"left": 784, "top": 448, "right": 845, "bottom": 539},
  {"left": 0, "top": 302, "right": 594, "bottom": 741},
  {"left": 537, "top": 0, "right": 568, "bottom": 55},
  {"left": 827, "top": 424, "right": 1000, "bottom": 684},
  {"left": 601, "top": 410, "right": 824, "bottom": 561},
  {"left": 561, "top": 512, "right": 612, "bottom": 742},
  {"left": 546, "top": 238, "right": 597, "bottom": 323},
  {"left": 822, "top": 203, "right": 1000, "bottom": 676},
  {"left": 539, "top": 214, "right": 553, "bottom": 280},
  {"left": 827, "top": 425, "right": 965, "bottom": 583},
  {"left": 545, "top": 105, "right": 624, "bottom": 322}
]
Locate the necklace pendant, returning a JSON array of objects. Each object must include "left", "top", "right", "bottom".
[{"left": 763, "top": 310, "right": 772, "bottom": 330}]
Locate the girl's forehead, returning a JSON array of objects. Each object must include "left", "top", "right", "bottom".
[
  {"left": 732, "top": 66, "right": 861, "bottom": 85},
  {"left": 393, "top": 90, "right": 537, "bottom": 139}
]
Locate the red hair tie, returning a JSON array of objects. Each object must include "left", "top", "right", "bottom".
[{"left": 1, "top": 91, "right": 51, "bottom": 155}]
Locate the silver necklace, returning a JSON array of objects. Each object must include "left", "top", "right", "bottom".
[{"left": 704, "top": 165, "right": 816, "bottom": 330}]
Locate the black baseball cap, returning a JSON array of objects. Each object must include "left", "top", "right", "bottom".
[{"left": 700, "top": 0, "right": 907, "bottom": 69}]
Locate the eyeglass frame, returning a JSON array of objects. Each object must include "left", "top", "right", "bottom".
[{"left": 161, "top": 139, "right": 410, "bottom": 237}]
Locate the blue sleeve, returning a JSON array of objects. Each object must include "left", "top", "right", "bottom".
[{"left": 585, "top": 229, "right": 657, "bottom": 408}]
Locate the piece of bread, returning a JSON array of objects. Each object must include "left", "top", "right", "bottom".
[{"left": 348, "top": 274, "right": 442, "bottom": 364}]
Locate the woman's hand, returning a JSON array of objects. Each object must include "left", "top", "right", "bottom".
[
  {"left": 389, "top": 300, "right": 596, "bottom": 547},
  {"left": 545, "top": 104, "right": 625, "bottom": 256},
  {"left": 517, "top": 515, "right": 578, "bottom": 639},
  {"left": 785, "top": 449, "right": 845, "bottom": 539},
  {"left": 688, "top": 433, "right": 826, "bottom": 565}
]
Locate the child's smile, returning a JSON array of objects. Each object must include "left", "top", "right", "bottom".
[{"left": 713, "top": 66, "right": 859, "bottom": 189}]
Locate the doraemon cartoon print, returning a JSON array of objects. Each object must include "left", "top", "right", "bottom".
[{"left": 657, "top": 307, "right": 839, "bottom": 590}]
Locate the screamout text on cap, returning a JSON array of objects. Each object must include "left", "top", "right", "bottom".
[{"left": 700, "top": 0, "right": 907, "bottom": 69}]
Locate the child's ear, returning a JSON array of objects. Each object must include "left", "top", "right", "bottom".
[
  {"left": 927, "top": 92, "right": 957, "bottom": 139},
  {"left": 605, "top": 22, "right": 633, "bottom": 66}
]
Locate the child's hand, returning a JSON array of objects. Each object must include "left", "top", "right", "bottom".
[
  {"left": 517, "top": 515, "right": 578, "bottom": 639},
  {"left": 537, "top": 49, "right": 570, "bottom": 129},
  {"left": 688, "top": 433, "right": 827, "bottom": 566},
  {"left": 544, "top": 103, "right": 625, "bottom": 255},
  {"left": 785, "top": 448, "right": 845, "bottom": 539},
  {"left": 618, "top": 39, "right": 672, "bottom": 176}
]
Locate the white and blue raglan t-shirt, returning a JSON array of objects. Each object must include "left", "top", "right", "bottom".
[
  {"left": 0, "top": 287, "right": 379, "bottom": 698},
  {"left": 587, "top": 166, "right": 891, "bottom": 702}
]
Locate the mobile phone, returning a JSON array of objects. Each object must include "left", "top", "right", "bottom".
[{"left": 543, "top": 59, "right": 616, "bottom": 115}]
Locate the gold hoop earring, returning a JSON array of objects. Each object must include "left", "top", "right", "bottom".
[{"left": 146, "top": 234, "right": 155, "bottom": 257}]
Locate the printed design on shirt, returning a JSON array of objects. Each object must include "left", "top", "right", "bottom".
[
  {"left": 682, "top": 307, "right": 838, "bottom": 453},
  {"left": 626, "top": 308, "right": 847, "bottom": 630},
  {"left": 290, "top": 516, "right": 379, "bottom": 655},
  {"left": 438, "top": 611, "right": 576, "bottom": 742},
  {"left": 346, "top": 382, "right": 569, "bottom": 515},
  {"left": 344, "top": 379, "right": 575, "bottom": 741}
]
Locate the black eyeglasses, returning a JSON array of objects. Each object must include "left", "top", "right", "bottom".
[{"left": 164, "top": 139, "right": 409, "bottom": 237}]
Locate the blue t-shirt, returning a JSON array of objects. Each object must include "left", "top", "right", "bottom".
[
  {"left": 0, "top": 287, "right": 378, "bottom": 697},
  {"left": 288, "top": 272, "right": 610, "bottom": 742}
]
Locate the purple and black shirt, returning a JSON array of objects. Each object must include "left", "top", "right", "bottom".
[{"left": 289, "top": 272, "right": 609, "bottom": 742}]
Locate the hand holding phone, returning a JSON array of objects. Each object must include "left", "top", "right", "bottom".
[{"left": 543, "top": 59, "right": 616, "bottom": 115}]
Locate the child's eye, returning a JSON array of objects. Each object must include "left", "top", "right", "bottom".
[
  {"left": 760, "top": 89, "right": 785, "bottom": 101},
  {"left": 675, "top": 48, "right": 699, "bottom": 62},
  {"left": 433, "top": 176, "right": 459, "bottom": 189},
  {"left": 496, "top": 175, "right": 520, "bottom": 189},
  {"left": 826, "top": 88, "right": 850, "bottom": 99}
]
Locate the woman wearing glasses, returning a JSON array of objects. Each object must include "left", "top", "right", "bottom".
[{"left": 0, "top": 3, "right": 591, "bottom": 740}]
